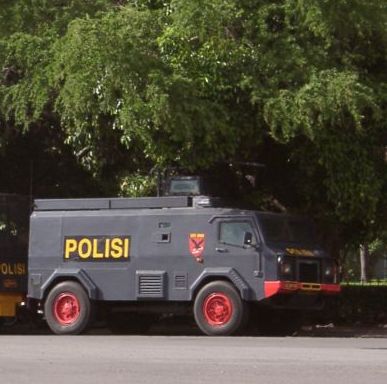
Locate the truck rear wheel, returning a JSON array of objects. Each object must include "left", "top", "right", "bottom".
[
  {"left": 44, "top": 281, "right": 91, "bottom": 335},
  {"left": 194, "top": 281, "right": 244, "bottom": 336}
]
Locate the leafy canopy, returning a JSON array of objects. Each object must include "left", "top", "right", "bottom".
[{"left": 0, "top": 0, "right": 386, "bottom": 243}]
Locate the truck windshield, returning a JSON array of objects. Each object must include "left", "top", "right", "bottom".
[
  {"left": 169, "top": 179, "right": 200, "bottom": 195},
  {"left": 258, "top": 215, "right": 317, "bottom": 245}
]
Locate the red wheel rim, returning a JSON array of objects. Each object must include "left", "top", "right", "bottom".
[
  {"left": 53, "top": 292, "right": 80, "bottom": 325},
  {"left": 203, "top": 292, "right": 233, "bottom": 326}
]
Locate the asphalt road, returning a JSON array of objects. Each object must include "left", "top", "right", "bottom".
[{"left": 0, "top": 336, "right": 386, "bottom": 384}]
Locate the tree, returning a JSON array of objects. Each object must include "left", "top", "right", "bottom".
[
  {"left": 0, "top": 1, "right": 386, "bottom": 259},
  {"left": 159, "top": 1, "right": 387, "bottom": 251},
  {"left": 0, "top": 0, "right": 115, "bottom": 195}
]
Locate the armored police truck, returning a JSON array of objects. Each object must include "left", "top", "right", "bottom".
[{"left": 27, "top": 195, "right": 340, "bottom": 336}]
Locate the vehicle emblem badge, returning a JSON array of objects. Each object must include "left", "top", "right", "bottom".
[{"left": 189, "top": 233, "right": 205, "bottom": 262}]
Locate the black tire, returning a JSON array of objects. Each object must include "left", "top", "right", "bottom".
[
  {"left": 44, "top": 281, "right": 92, "bottom": 335},
  {"left": 193, "top": 281, "right": 245, "bottom": 336}
]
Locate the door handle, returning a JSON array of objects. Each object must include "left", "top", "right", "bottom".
[{"left": 216, "top": 247, "right": 228, "bottom": 253}]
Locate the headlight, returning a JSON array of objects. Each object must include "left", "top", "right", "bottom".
[
  {"left": 323, "top": 261, "right": 337, "bottom": 283},
  {"left": 278, "top": 255, "right": 294, "bottom": 279},
  {"left": 281, "top": 262, "right": 293, "bottom": 275},
  {"left": 324, "top": 266, "right": 333, "bottom": 277}
]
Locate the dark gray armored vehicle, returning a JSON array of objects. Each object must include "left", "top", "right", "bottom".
[{"left": 28, "top": 196, "right": 340, "bottom": 335}]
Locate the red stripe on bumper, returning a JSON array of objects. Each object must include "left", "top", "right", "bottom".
[
  {"left": 320, "top": 284, "right": 341, "bottom": 294},
  {"left": 264, "top": 281, "right": 341, "bottom": 298}
]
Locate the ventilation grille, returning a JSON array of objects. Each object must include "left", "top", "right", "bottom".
[
  {"left": 136, "top": 271, "right": 166, "bottom": 298},
  {"left": 299, "top": 261, "right": 319, "bottom": 283},
  {"left": 174, "top": 273, "right": 187, "bottom": 289}
]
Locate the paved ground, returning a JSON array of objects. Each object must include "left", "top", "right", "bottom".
[{"left": 0, "top": 336, "right": 386, "bottom": 384}]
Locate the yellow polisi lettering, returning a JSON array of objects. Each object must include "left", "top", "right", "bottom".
[
  {"left": 286, "top": 248, "right": 314, "bottom": 257},
  {"left": 0, "top": 262, "right": 26, "bottom": 276},
  {"left": 124, "top": 239, "right": 129, "bottom": 258},
  {"left": 78, "top": 238, "right": 92, "bottom": 259},
  {"left": 111, "top": 238, "right": 123, "bottom": 258},
  {"left": 93, "top": 239, "right": 104, "bottom": 259},
  {"left": 64, "top": 239, "right": 77, "bottom": 259},
  {"left": 63, "top": 236, "right": 131, "bottom": 261},
  {"left": 105, "top": 238, "right": 111, "bottom": 258}
]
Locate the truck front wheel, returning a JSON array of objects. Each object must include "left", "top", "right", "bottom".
[
  {"left": 44, "top": 281, "right": 91, "bottom": 335},
  {"left": 194, "top": 281, "right": 245, "bottom": 336}
]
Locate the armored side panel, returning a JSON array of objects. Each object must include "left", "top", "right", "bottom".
[{"left": 27, "top": 204, "right": 263, "bottom": 303}]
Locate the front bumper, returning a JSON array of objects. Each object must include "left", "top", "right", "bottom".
[{"left": 265, "top": 281, "right": 341, "bottom": 299}]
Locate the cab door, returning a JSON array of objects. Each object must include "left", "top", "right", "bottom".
[{"left": 212, "top": 219, "right": 263, "bottom": 300}]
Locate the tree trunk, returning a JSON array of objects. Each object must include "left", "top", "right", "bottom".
[{"left": 360, "top": 244, "right": 369, "bottom": 283}]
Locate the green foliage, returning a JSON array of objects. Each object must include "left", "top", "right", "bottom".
[
  {"left": 342, "top": 281, "right": 387, "bottom": 287},
  {"left": 336, "top": 285, "right": 387, "bottom": 324},
  {"left": 264, "top": 70, "right": 382, "bottom": 222},
  {"left": 0, "top": 32, "right": 53, "bottom": 130},
  {"left": 0, "top": 0, "right": 111, "bottom": 36},
  {"left": 119, "top": 173, "right": 156, "bottom": 197},
  {"left": 50, "top": 5, "right": 236, "bottom": 170},
  {"left": 0, "top": 0, "right": 386, "bottom": 247},
  {"left": 264, "top": 70, "right": 379, "bottom": 141}
]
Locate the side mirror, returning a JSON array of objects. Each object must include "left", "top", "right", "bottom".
[{"left": 243, "top": 231, "right": 253, "bottom": 246}]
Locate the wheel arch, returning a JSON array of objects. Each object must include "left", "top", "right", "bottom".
[
  {"left": 40, "top": 269, "right": 98, "bottom": 301},
  {"left": 190, "top": 268, "right": 250, "bottom": 301}
]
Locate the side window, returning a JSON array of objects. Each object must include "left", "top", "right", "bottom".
[{"left": 219, "top": 221, "right": 257, "bottom": 247}]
